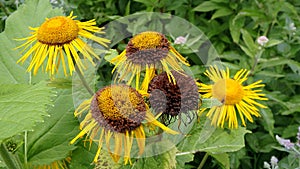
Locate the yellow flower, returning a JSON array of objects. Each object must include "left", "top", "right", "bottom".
[
  {"left": 31, "top": 157, "right": 70, "bottom": 169},
  {"left": 198, "top": 66, "right": 268, "bottom": 128},
  {"left": 15, "top": 12, "right": 110, "bottom": 76},
  {"left": 111, "top": 31, "right": 189, "bottom": 91},
  {"left": 70, "top": 85, "right": 178, "bottom": 165}
]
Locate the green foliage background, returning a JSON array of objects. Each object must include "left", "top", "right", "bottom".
[{"left": 0, "top": 0, "right": 299, "bottom": 169}]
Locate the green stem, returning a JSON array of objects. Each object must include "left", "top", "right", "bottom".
[
  {"left": 197, "top": 152, "right": 209, "bottom": 169},
  {"left": 249, "top": 49, "right": 264, "bottom": 76},
  {"left": 24, "top": 131, "right": 28, "bottom": 169},
  {"left": 0, "top": 143, "right": 23, "bottom": 169},
  {"left": 292, "top": 146, "right": 300, "bottom": 156},
  {"left": 74, "top": 65, "right": 94, "bottom": 96},
  {"left": 71, "top": 56, "right": 94, "bottom": 96}
]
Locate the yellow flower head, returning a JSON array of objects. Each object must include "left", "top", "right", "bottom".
[
  {"left": 15, "top": 12, "right": 110, "bottom": 76},
  {"left": 70, "top": 84, "right": 178, "bottom": 165},
  {"left": 111, "top": 31, "right": 190, "bottom": 91},
  {"left": 198, "top": 65, "right": 268, "bottom": 129},
  {"left": 148, "top": 70, "right": 200, "bottom": 126}
]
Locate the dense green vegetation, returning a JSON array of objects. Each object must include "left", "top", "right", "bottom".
[{"left": 0, "top": 0, "right": 299, "bottom": 168}]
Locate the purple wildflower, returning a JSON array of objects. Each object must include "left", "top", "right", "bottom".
[
  {"left": 174, "top": 36, "right": 187, "bottom": 45},
  {"left": 276, "top": 135, "right": 295, "bottom": 150},
  {"left": 257, "top": 36, "right": 269, "bottom": 46}
]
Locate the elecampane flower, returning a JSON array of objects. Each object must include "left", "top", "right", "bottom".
[
  {"left": 148, "top": 70, "right": 200, "bottom": 126},
  {"left": 15, "top": 12, "right": 110, "bottom": 76},
  {"left": 111, "top": 31, "right": 190, "bottom": 91},
  {"left": 198, "top": 65, "right": 268, "bottom": 128},
  {"left": 70, "top": 85, "right": 178, "bottom": 165}
]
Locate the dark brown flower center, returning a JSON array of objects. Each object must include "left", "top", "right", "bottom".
[
  {"left": 125, "top": 31, "right": 170, "bottom": 65},
  {"left": 148, "top": 71, "right": 199, "bottom": 125},
  {"left": 90, "top": 85, "right": 146, "bottom": 133}
]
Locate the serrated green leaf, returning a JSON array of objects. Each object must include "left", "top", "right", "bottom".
[
  {"left": 193, "top": 1, "right": 221, "bottom": 12},
  {"left": 259, "top": 108, "right": 274, "bottom": 136},
  {"left": 0, "top": 0, "right": 63, "bottom": 83},
  {"left": 178, "top": 118, "right": 250, "bottom": 154},
  {"left": 25, "top": 89, "right": 78, "bottom": 166},
  {"left": 0, "top": 82, "right": 53, "bottom": 141},
  {"left": 211, "top": 8, "right": 233, "bottom": 20}
]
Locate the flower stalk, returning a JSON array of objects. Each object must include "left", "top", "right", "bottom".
[{"left": 197, "top": 152, "right": 209, "bottom": 169}]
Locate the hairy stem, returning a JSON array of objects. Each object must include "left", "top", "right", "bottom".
[
  {"left": 74, "top": 64, "right": 94, "bottom": 96},
  {"left": 71, "top": 56, "right": 94, "bottom": 96}
]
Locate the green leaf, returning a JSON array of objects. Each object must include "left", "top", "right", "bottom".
[
  {"left": 239, "top": 45, "right": 255, "bottom": 58},
  {"left": 0, "top": 82, "right": 53, "bottom": 141},
  {"left": 0, "top": 156, "right": 5, "bottom": 168},
  {"left": 211, "top": 8, "right": 233, "bottom": 20},
  {"left": 229, "top": 16, "right": 245, "bottom": 44},
  {"left": 71, "top": 141, "right": 120, "bottom": 169},
  {"left": 245, "top": 132, "right": 276, "bottom": 153},
  {"left": 70, "top": 143, "right": 96, "bottom": 169},
  {"left": 229, "top": 148, "right": 246, "bottom": 169},
  {"left": 259, "top": 108, "right": 275, "bottom": 136},
  {"left": 131, "top": 140, "right": 177, "bottom": 169},
  {"left": 104, "top": 49, "right": 119, "bottom": 63},
  {"left": 193, "top": 1, "right": 221, "bottom": 12},
  {"left": 259, "top": 57, "right": 290, "bottom": 69},
  {"left": 178, "top": 118, "right": 250, "bottom": 154},
  {"left": 282, "top": 124, "right": 299, "bottom": 138},
  {"left": 176, "top": 153, "right": 194, "bottom": 169},
  {"left": 287, "top": 60, "right": 300, "bottom": 75},
  {"left": 47, "top": 78, "right": 72, "bottom": 89},
  {"left": 237, "top": 9, "right": 266, "bottom": 19},
  {"left": 256, "top": 71, "right": 285, "bottom": 78},
  {"left": 133, "top": 0, "right": 157, "bottom": 7},
  {"left": 25, "top": 89, "right": 78, "bottom": 166},
  {"left": 210, "top": 153, "right": 230, "bottom": 169},
  {"left": 0, "top": 0, "right": 63, "bottom": 83},
  {"left": 201, "top": 98, "right": 222, "bottom": 109},
  {"left": 241, "top": 29, "right": 257, "bottom": 55},
  {"left": 265, "top": 39, "right": 283, "bottom": 48}
]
